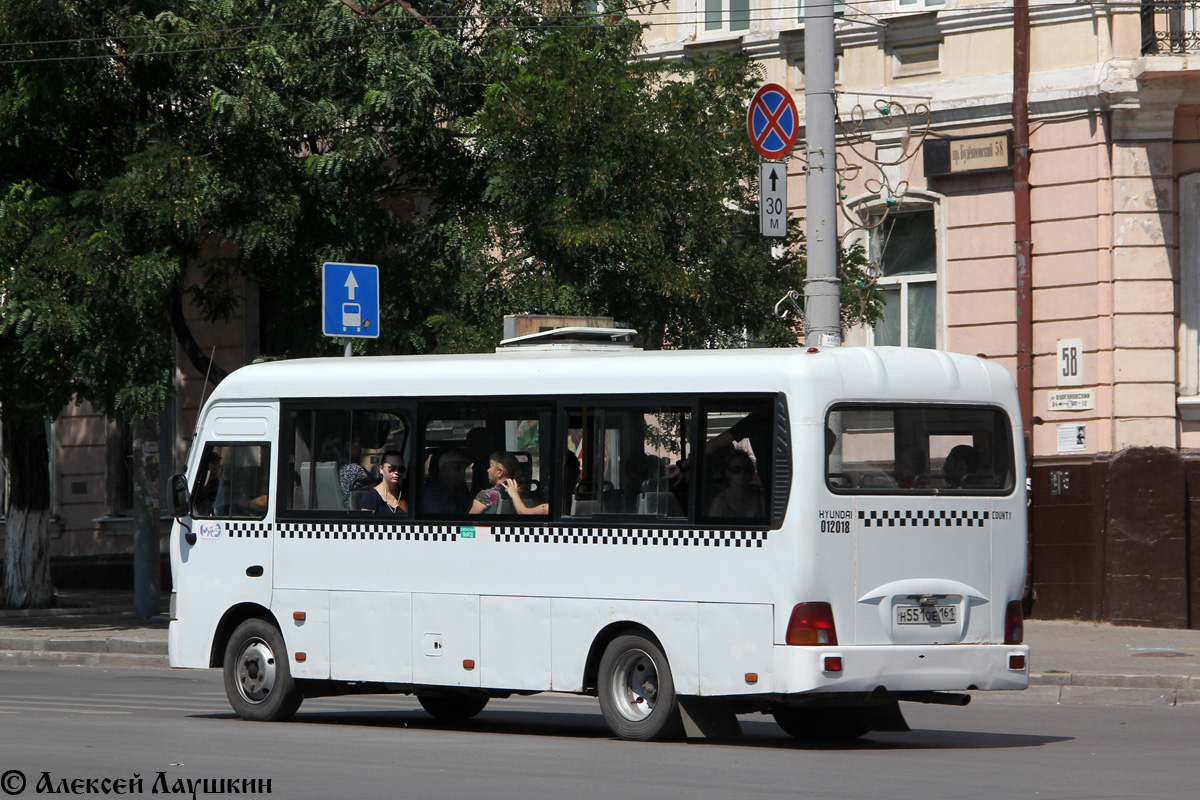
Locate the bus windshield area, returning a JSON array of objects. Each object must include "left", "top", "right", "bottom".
[{"left": 825, "top": 405, "right": 1015, "bottom": 494}]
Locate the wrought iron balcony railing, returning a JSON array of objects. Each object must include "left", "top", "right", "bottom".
[{"left": 1143, "top": 0, "right": 1200, "bottom": 54}]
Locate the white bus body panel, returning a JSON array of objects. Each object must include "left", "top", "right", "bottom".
[
  {"left": 330, "top": 591, "right": 414, "bottom": 683},
  {"left": 169, "top": 347, "right": 1028, "bottom": 700}
]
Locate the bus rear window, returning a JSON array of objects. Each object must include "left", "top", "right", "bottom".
[{"left": 825, "top": 405, "right": 1014, "bottom": 494}]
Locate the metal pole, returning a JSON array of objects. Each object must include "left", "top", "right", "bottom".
[
  {"left": 804, "top": 1, "right": 841, "bottom": 347},
  {"left": 343, "top": 337, "right": 352, "bottom": 358}
]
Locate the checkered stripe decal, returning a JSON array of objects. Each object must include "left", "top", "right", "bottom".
[
  {"left": 277, "top": 523, "right": 457, "bottom": 542},
  {"left": 493, "top": 527, "right": 767, "bottom": 548},
  {"left": 235, "top": 522, "right": 763, "bottom": 547},
  {"left": 223, "top": 522, "right": 271, "bottom": 538},
  {"left": 858, "top": 509, "right": 988, "bottom": 528}
]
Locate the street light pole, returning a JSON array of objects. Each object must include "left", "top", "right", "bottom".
[{"left": 804, "top": 2, "right": 841, "bottom": 347}]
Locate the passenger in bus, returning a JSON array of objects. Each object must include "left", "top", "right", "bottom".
[
  {"left": 943, "top": 444, "right": 980, "bottom": 488},
  {"left": 338, "top": 428, "right": 373, "bottom": 507},
  {"left": 897, "top": 446, "right": 929, "bottom": 489},
  {"left": 192, "top": 450, "right": 223, "bottom": 516},
  {"left": 707, "top": 450, "right": 764, "bottom": 518},
  {"left": 470, "top": 451, "right": 547, "bottom": 515},
  {"left": 358, "top": 450, "right": 408, "bottom": 515},
  {"left": 705, "top": 410, "right": 772, "bottom": 485},
  {"left": 423, "top": 450, "right": 473, "bottom": 514},
  {"left": 617, "top": 452, "right": 666, "bottom": 512},
  {"left": 465, "top": 427, "right": 493, "bottom": 493}
]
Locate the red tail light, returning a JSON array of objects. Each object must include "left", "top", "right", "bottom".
[
  {"left": 786, "top": 602, "right": 839, "bottom": 646},
  {"left": 1004, "top": 600, "right": 1024, "bottom": 644}
]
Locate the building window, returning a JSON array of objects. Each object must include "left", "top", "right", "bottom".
[
  {"left": 870, "top": 207, "right": 938, "bottom": 349},
  {"left": 891, "top": 42, "right": 941, "bottom": 78},
  {"left": 705, "top": 0, "right": 750, "bottom": 32},
  {"left": 897, "top": 0, "right": 944, "bottom": 8},
  {"left": 790, "top": 47, "right": 843, "bottom": 91}
]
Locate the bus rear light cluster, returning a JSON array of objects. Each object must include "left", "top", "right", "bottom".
[
  {"left": 1004, "top": 601, "right": 1024, "bottom": 645},
  {"left": 786, "top": 602, "right": 839, "bottom": 646}
]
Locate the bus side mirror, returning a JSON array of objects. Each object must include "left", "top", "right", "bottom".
[{"left": 170, "top": 474, "right": 191, "bottom": 519}]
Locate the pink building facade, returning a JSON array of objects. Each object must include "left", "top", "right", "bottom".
[{"left": 642, "top": 0, "right": 1200, "bottom": 627}]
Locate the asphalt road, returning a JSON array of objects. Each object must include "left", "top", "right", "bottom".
[{"left": 0, "top": 665, "right": 1196, "bottom": 800}]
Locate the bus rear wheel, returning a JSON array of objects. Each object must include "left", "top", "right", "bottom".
[
  {"left": 772, "top": 706, "right": 869, "bottom": 741},
  {"left": 222, "top": 618, "right": 303, "bottom": 722},
  {"left": 417, "top": 692, "right": 490, "bottom": 721},
  {"left": 597, "top": 634, "right": 683, "bottom": 742}
]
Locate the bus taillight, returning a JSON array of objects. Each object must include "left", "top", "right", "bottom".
[
  {"left": 786, "top": 603, "right": 839, "bottom": 646},
  {"left": 1004, "top": 601, "right": 1024, "bottom": 644}
]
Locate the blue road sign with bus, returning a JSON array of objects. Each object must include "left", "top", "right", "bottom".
[{"left": 322, "top": 262, "right": 379, "bottom": 339}]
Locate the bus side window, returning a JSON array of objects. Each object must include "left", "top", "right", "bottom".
[
  {"left": 192, "top": 443, "right": 270, "bottom": 520},
  {"left": 699, "top": 403, "right": 772, "bottom": 523},
  {"left": 566, "top": 406, "right": 690, "bottom": 520}
]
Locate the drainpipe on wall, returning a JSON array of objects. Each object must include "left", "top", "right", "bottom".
[
  {"left": 1013, "top": 0, "right": 1035, "bottom": 609},
  {"left": 1014, "top": 0, "right": 1033, "bottom": 461}
]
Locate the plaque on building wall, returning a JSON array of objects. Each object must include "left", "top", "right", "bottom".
[
  {"left": 1057, "top": 422, "right": 1087, "bottom": 453},
  {"left": 924, "top": 132, "right": 1014, "bottom": 176},
  {"left": 1048, "top": 389, "right": 1095, "bottom": 411}
]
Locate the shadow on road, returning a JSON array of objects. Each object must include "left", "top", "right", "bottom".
[{"left": 189, "top": 707, "right": 1072, "bottom": 751}]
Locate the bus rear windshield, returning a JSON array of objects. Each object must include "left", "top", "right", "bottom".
[{"left": 826, "top": 405, "right": 1015, "bottom": 494}]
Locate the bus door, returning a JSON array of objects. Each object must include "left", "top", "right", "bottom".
[
  {"left": 177, "top": 406, "right": 277, "bottom": 656},
  {"left": 826, "top": 404, "right": 1016, "bottom": 646}
]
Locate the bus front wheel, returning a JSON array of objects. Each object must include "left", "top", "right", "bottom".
[
  {"left": 222, "top": 618, "right": 303, "bottom": 722},
  {"left": 597, "top": 634, "right": 683, "bottom": 742}
]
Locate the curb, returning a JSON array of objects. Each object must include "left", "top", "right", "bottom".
[
  {"left": 971, "top": 672, "right": 1200, "bottom": 707},
  {"left": 0, "top": 649, "right": 170, "bottom": 668}
]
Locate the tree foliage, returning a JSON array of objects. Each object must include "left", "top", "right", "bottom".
[{"left": 1, "top": 0, "right": 880, "bottom": 605}]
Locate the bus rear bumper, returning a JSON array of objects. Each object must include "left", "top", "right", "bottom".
[{"left": 771, "top": 643, "right": 1030, "bottom": 695}]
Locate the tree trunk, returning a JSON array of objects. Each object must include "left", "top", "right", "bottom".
[
  {"left": 131, "top": 416, "right": 161, "bottom": 618},
  {"left": 2, "top": 417, "right": 54, "bottom": 609}
]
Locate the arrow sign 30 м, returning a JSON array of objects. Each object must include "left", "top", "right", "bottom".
[
  {"left": 747, "top": 83, "right": 799, "bottom": 160},
  {"left": 760, "top": 162, "right": 787, "bottom": 238}
]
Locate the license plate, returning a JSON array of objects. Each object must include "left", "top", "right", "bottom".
[{"left": 895, "top": 605, "right": 957, "bottom": 625}]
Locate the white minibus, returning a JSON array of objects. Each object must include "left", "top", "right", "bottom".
[{"left": 168, "top": 332, "right": 1028, "bottom": 741}]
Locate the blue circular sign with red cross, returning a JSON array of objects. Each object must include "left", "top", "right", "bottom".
[{"left": 747, "top": 83, "right": 799, "bottom": 160}]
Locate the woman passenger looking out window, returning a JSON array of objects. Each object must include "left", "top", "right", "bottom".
[{"left": 358, "top": 450, "right": 408, "bottom": 515}]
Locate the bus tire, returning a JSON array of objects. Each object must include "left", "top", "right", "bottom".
[
  {"left": 222, "top": 618, "right": 303, "bottom": 722},
  {"left": 772, "top": 706, "right": 869, "bottom": 741},
  {"left": 597, "top": 634, "right": 683, "bottom": 742}
]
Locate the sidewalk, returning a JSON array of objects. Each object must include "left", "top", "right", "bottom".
[
  {"left": 0, "top": 589, "right": 169, "bottom": 668},
  {"left": 1, "top": 591, "right": 1198, "bottom": 707}
]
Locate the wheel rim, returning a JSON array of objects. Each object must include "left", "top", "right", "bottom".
[
  {"left": 609, "top": 648, "right": 659, "bottom": 722},
  {"left": 235, "top": 637, "right": 277, "bottom": 705}
]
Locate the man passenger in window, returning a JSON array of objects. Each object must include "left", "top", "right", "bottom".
[
  {"left": 423, "top": 450, "right": 473, "bottom": 515},
  {"left": 470, "top": 452, "right": 547, "bottom": 515},
  {"left": 359, "top": 450, "right": 408, "bottom": 515},
  {"left": 943, "top": 445, "right": 980, "bottom": 489}
]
